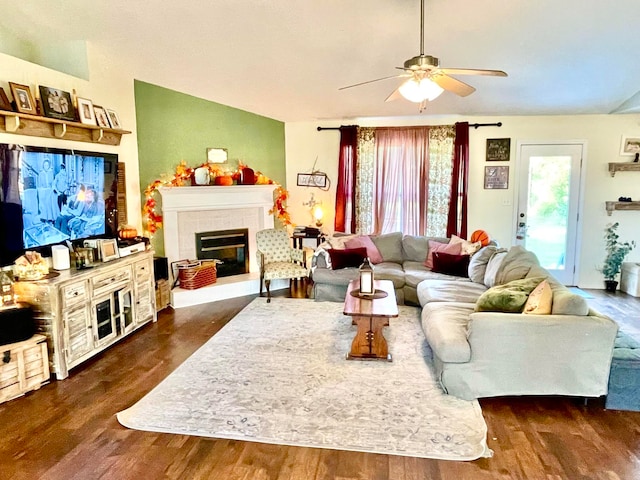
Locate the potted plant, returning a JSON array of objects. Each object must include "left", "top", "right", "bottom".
[{"left": 601, "top": 222, "right": 636, "bottom": 292}]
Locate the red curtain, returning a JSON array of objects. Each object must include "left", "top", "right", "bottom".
[
  {"left": 447, "top": 122, "right": 469, "bottom": 238},
  {"left": 334, "top": 125, "right": 358, "bottom": 233}
]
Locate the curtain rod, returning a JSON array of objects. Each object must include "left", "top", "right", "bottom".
[{"left": 317, "top": 122, "right": 502, "bottom": 131}]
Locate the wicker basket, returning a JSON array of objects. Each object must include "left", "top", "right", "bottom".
[{"left": 175, "top": 260, "right": 217, "bottom": 290}]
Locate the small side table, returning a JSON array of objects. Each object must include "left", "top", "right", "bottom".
[{"left": 292, "top": 232, "right": 324, "bottom": 250}]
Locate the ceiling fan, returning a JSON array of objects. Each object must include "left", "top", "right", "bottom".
[{"left": 339, "top": 0, "right": 507, "bottom": 109}]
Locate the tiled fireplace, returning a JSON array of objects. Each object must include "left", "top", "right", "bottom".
[{"left": 159, "top": 185, "right": 285, "bottom": 308}]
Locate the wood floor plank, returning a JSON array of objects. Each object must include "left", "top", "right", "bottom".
[{"left": 1, "top": 289, "right": 640, "bottom": 479}]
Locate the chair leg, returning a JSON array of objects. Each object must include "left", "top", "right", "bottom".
[
  {"left": 260, "top": 272, "right": 264, "bottom": 297},
  {"left": 265, "top": 280, "right": 271, "bottom": 303}
]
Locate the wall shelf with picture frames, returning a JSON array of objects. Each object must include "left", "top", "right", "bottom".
[{"left": 0, "top": 109, "right": 131, "bottom": 146}]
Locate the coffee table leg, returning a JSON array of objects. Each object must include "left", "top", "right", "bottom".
[{"left": 347, "top": 316, "right": 391, "bottom": 361}]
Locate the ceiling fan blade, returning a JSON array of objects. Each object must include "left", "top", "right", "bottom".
[
  {"left": 432, "top": 74, "right": 476, "bottom": 97},
  {"left": 439, "top": 68, "right": 508, "bottom": 77},
  {"left": 339, "top": 74, "right": 404, "bottom": 90},
  {"left": 385, "top": 87, "right": 404, "bottom": 102}
]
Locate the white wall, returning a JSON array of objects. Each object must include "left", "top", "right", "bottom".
[
  {"left": 0, "top": 45, "right": 141, "bottom": 230},
  {"left": 285, "top": 114, "right": 640, "bottom": 288}
]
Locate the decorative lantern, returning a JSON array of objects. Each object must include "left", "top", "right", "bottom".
[{"left": 359, "top": 257, "right": 374, "bottom": 296}]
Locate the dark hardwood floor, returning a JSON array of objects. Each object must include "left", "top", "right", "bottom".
[{"left": 1, "top": 285, "right": 639, "bottom": 479}]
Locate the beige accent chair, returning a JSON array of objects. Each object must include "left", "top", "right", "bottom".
[{"left": 256, "top": 228, "right": 308, "bottom": 302}]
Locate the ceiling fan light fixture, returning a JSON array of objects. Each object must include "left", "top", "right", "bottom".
[{"left": 398, "top": 77, "right": 444, "bottom": 103}]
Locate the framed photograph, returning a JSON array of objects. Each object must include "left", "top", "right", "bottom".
[
  {"left": 98, "top": 239, "right": 120, "bottom": 262},
  {"left": 9, "top": 82, "right": 37, "bottom": 115},
  {"left": 620, "top": 136, "right": 640, "bottom": 155},
  {"left": 77, "top": 97, "right": 96, "bottom": 125},
  {"left": 106, "top": 108, "right": 122, "bottom": 129},
  {"left": 93, "top": 105, "right": 111, "bottom": 128},
  {"left": 297, "top": 173, "right": 328, "bottom": 188},
  {"left": 0, "top": 87, "right": 12, "bottom": 111},
  {"left": 486, "top": 138, "right": 511, "bottom": 161},
  {"left": 38, "top": 85, "right": 75, "bottom": 121},
  {"left": 484, "top": 166, "right": 509, "bottom": 189}
]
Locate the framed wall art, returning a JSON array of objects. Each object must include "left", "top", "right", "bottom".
[
  {"left": 0, "top": 87, "right": 12, "bottom": 111},
  {"left": 620, "top": 136, "right": 640, "bottom": 155},
  {"left": 484, "top": 166, "right": 509, "bottom": 189},
  {"left": 77, "top": 97, "right": 96, "bottom": 125},
  {"left": 9, "top": 82, "right": 37, "bottom": 115},
  {"left": 106, "top": 108, "right": 121, "bottom": 129},
  {"left": 93, "top": 105, "right": 111, "bottom": 128},
  {"left": 38, "top": 85, "right": 75, "bottom": 121},
  {"left": 486, "top": 138, "right": 511, "bottom": 161},
  {"left": 297, "top": 173, "right": 328, "bottom": 188}
]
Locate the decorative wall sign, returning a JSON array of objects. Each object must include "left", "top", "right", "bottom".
[
  {"left": 484, "top": 166, "right": 509, "bottom": 189},
  {"left": 297, "top": 173, "right": 328, "bottom": 188},
  {"left": 486, "top": 138, "right": 511, "bottom": 161}
]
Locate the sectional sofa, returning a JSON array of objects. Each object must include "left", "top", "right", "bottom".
[{"left": 311, "top": 232, "right": 619, "bottom": 400}]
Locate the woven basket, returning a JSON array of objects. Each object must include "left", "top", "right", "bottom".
[{"left": 176, "top": 260, "right": 217, "bottom": 290}]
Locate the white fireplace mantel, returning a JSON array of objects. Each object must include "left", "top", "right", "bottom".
[{"left": 159, "top": 185, "right": 278, "bottom": 307}]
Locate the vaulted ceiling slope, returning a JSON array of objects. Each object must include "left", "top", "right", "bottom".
[{"left": 3, "top": 0, "right": 640, "bottom": 122}]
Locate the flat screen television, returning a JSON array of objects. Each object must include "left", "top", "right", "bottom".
[{"left": 0, "top": 144, "right": 118, "bottom": 266}]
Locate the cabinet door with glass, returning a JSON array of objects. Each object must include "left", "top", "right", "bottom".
[
  {"left": 92, "top": 295, "right": 117, "bottom": 348},
  {"left": 63, "top": 304, "right": 93, "bottom": 367},
  {"left": 114, "top": 286, "right": 134, "bottom": 335}
]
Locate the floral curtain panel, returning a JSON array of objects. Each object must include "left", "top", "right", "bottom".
[{"left": 352, "top": 125, "right": 455, "bottom": 237}]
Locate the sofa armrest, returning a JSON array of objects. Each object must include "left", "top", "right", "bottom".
[{"left": 466, "top": 311, "right": 618, "bottom": 395}]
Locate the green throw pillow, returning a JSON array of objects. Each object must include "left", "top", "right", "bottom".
[{"left": 475, "top": 277, "right": 546, "bottom": 313}]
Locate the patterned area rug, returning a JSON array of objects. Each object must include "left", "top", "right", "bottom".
[{"left": 117, "top": 298, "right": 491, "bottom": 461}]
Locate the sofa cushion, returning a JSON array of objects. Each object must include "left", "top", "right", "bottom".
[
  {"left": 345, "top": 236, "right": 384, "bottom": 264},
  {"left": 327, "top": 247, "right": 368, "bottom": 270},
  {"left": 475, "top": 276, "right": 546, "bottom": 313},
  {"left": 449, "top": 235, "right": 482, "bottom": 255},
  {"left": 468, "top": 245, "right": 499, "bottom": 284},
  {"left": 417, "top": 279, "right": 488, "bottom": 306},
  {"left": 526, "top": 265, "right": 589, "bottom": 315},
  {"left": 421, "top": 302, "right": 475, "bottom": 363},
  {"left": 371, "top": 261, "right": 405, "bottom": 288},
  {"left": 483, "top": 250, "right": 508, "bottom": 287},
  {"left": 494, "top": 245, "right": 540, "bottom": 285},
  {"left": 402, "top": 235, "right": 449, "bottom": 263},
  {"left": 425, "top": 241, "right": 462, "bottom": 269},
  {"left": 523, "top": 279, "right": 553, "bottom": 314},
  {"left": 370, "top": 232, "right": 404, "bottom": 263},
  {"left": 432, "top": 252, "right": 470, "bottom": 277},
  {"left": 311, "top": 266, "right": 359, "bottom": 286},
  {"left": 403, "top": 261, "right": 471, "bottom": 288}
]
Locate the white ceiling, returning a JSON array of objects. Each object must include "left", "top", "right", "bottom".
[{"left": 3, "top": 0, "right": 640, "bottom": 122}]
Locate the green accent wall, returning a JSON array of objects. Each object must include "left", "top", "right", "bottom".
[{"left": 134, "top": 80, "right": 286, "bottom": 255}]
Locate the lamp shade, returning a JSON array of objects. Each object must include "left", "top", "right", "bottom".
[
  {"left": 359, "top": 257, "right": 375, "bottom": 295},
  {"left": 398, "top": 77, "right": 444, "bottom": 103}
]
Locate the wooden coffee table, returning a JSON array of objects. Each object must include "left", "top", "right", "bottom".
[{"left": 343, "top": 279, "right": 398, "bottom": 361}]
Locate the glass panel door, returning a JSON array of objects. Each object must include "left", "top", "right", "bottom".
[
  {"left": 93, "top": 296, "right": 116, "bottom": 346},
  {"left": 517, "top": 143, "right": 583, "bottom": 285}
]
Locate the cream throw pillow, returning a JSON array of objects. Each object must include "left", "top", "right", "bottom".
[
  {"left": 523, "top": 279, "right": 553, "bottom": 315},
  {"left": 449, "top": 235, "right": 482, "bottom": 255}
]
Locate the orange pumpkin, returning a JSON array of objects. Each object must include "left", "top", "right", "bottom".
[
  {"left": 470, "top": 229, "right": 490, "bottom": 246},
  {"left": 214, "top": 175, "right": 234, "bottom": 186},
  {"left": 118, "top": 225, "right": 138, "bottom": 239}
]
